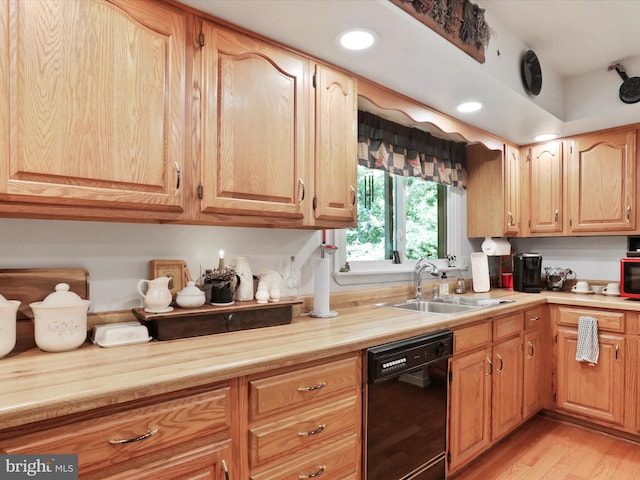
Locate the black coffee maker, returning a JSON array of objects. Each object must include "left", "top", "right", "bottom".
[{"left": 513, "top": 253, "right": 542, "bottom": 293}]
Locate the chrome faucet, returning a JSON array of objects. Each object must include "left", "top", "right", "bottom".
[{"left": 414, "top": 257, "right": 440, "bottom": 299}]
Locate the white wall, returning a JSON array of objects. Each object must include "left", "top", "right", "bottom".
[
  {"left": 0, "top": 218, "right": 320, "bottom": 312},
  {"left": 510, "top": 236, "right": 626, "bottom": 282},
  {"left": 0, "top": 189, "right": 627, "bottom": 312}
]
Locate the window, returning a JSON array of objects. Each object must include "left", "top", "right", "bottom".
[{"left": 344, "top": 165, "right": 446, "bottom": 264}]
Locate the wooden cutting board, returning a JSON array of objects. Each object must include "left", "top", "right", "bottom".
[{"left": 0, "top": 268, "right": 90, "bottom": 320}]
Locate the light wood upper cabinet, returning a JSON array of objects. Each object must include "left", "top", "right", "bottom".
[
  {"left": 0, "top": 0, "right": 186, "bottom": 216},
  {"left": 311, "top": 64, "right": 357, "bottom": 226},
  {"left": 465, "top": 143, "right": 505, "bottom": 238},
  {"left": 526, "top": 140, "right": 565, "bottom": 235},
  {"left": 504, "top": 144, "right": 521, "bottom": 236},
  {"left": 198, "top": 24, "right": 309, "bottom": 223},
  {"left": 567, "top": 128, "right": 637, "bottom": 233}
]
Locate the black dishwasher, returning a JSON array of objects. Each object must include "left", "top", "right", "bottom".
[{"left": 366, "top": 330, "right": 453, "bottom": 480}]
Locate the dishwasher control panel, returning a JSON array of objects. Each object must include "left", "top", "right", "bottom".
[{"left": 367, "top": 330, "right": 453, "bottom": 383}]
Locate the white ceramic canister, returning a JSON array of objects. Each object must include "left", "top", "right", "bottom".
[
  {"left": 0, "top": 294, "right": 20, "bottom": 358},
  {"left": 30, "top": 283, "right": 90, "bottom": 353},
  {"left": 176, "top": 281, "right": 206, "bottom": 308},
  {"left": 235, "top": 256, "right": 254, "bottom": 301}
]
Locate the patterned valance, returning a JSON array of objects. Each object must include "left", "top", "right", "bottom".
[{"left": 357, "top": 110, "right": 468, "bottom": 188}]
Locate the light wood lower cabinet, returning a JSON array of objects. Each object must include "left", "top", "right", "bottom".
[
  {"left": 448, "top": 312, "right": 528, "bottom": 474},
  {"left": 491, "top": 334, "right": 523, "bottom": 441},
  {"left": 448, "top": 346, "right": 492, "bottom": 472},
  {"left": 105, "top": 441, "right": 232, "bottom": 480},
  {"left": 555, "top": 327, "right": 625, "bottom": 426},
  {"left": 246, "top": 353, "right": 362, "bottom": 479},
  {"left": 554, "top": 306, "right": 626, "bottom": 427},
  {"left": 0, "top": 386, "right": 234, "bottom": 479},
  {"left": 523, "top": 328, "right": 543, "bottom": 419}
]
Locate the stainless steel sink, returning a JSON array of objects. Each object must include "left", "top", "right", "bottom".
[
  {"left": 379, "top": 296, "right": 515, "bottom": 315},
  {"left": 390, "top": 300, "right": 479, "bottom": 314}
]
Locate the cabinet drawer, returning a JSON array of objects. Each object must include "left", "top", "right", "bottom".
[
  {"left": 249, "top": 355, "right": 360, "bottom": 420},
  {"left": 493, "top": 312, "right": 523, "bottom": 341},
  {"left": 557, "top": 307, "right": 625, "bottom": 332},
  {"left": 250, "top": 434, "right": 358, "bottom": 480},
  {"left": 525, "top": 306, "right": 545, "bottom": 330},
  {"left": 453, "top": 322, "right": 491, "bottom": 354},
  {"left": 249, "top": 395, "right": 358, "bottom": 468},
  {"left": 1, "top": 388, "right": 231, "bottom": 476}
]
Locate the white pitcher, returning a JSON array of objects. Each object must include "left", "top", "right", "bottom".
[
  {"left": 0, "top": 294, "right": 20, "bottom": 358},
  {"left": 235, "top": 256, "right": 254, "bottom": 301},
  {"left": 137, "top": 277, "right": 173, "bottom": 312}
]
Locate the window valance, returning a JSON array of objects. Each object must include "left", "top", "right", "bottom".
[{"left": 357, "top": 110, "right": 468, "bottom": 188}]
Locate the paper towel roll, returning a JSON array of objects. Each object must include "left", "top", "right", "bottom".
[
  {"left": 481, "top": 237, "right": 512, "bottom": 256},
  {"left": 310, "top": 256, "right": 337, "bottom": 318}
]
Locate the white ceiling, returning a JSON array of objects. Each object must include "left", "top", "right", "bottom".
[{"left": 179, "top": 0, "right": 640, "bottom": 146}]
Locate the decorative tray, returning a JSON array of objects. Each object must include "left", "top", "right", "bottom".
[{"left": 132, "top": 299, "right": 302, "bottom": 341}]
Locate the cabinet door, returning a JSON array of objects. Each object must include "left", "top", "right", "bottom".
[
  {"left": 528, "top": 141, "right": 564, "bottom": 234},
  {"left": 504, "top": 144, "right": 520, "bottom": 236},
  {"left": 312, "top": 64, "right": 357, "bottom": 225},
  {"left": 199, "top": 24, "right": 309, "bottom": 221},
  {"left": 491, "top": 335, "right": 523, "bottom": 441},
  {"left": 523, "top": 329, "right": 543, "bottom": 419},
  {"left": 568, "top": 128, "right": 636, "bottom": 233},
  {"left": 556, "top": 327, "right": 625, "bottom": 425},
  {"left": 448, "top": 347, "right": 492, "bottom": 473},
  {"left": 1, "top": 0, "right": 185, "bottom": 214},
  {"left": 106, "top": 440, "right": 232, "bottom": 480}
]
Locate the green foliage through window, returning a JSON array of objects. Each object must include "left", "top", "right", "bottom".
[{"left": 347, "top": 166, "right": 443, "bottom": 261}]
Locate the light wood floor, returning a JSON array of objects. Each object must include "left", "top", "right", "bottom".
[{"left": 452, "top": 416, "right": 640, "bottom": 480}]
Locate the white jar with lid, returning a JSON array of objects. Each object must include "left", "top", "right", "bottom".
[
  {"left": 30, "top": 283, "right": 90, "bottom": 352},
  {"left": 0, "top": 294, "right": 20, "bottom": 358},
  {"left": 176, "top": 281, "right": 206, "bottom": 308}
]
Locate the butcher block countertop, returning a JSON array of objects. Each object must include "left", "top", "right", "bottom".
[{"left": 2, "top": 287, "right": 640, "bottom": 431}]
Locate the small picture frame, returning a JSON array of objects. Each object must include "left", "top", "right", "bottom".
[{"left": 149, "top": 260, "right": 192, "bottom": 298}]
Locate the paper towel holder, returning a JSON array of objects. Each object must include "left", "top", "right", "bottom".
[{"left": 310, "top": 234, "right": 339, "bottom": 319}]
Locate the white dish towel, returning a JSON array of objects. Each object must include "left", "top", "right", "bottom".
[{"left": 576, "top": 316, "right": 599, "bottom": 366}]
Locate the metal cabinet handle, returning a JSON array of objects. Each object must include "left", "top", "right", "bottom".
[
  {"left": 298, "top": 178, "right": 306, "bottom": 203},
  {"left": 298, "top": 382, "right": 326, "bottom": 392},
  {"left": 527, "top": 341, "right": 534, "bottom": 359},
  {"left": 616, "top": 344, "right": 619, "bottom": 360},
  {"left": 299, "top": 465, "right": 326, "bottom": 479},
  {"left": 486, "top": 357, "right": 492, "bottom": 377},
  {"left": 350, "top": 185, "right": 356, "bottom": 207},
  {"left": 298, "top": 424, "right": 326, "bottom": 436},
  {"left": 529, "top": 316, "right": 540, "bottom": 322},
  {"left": 108, "top": 427, "right": 158, "bottom": 445},
  {"left": 554, "top": 209, "right": 559, "bottom": 224},
  {"left": 496, "top": 353, "right": 504, "bottom": 373},
  {"left": 507, "top": 211, "right": 514, "bottom": 226},
  {"left": 627, "top": 206, "right": 631, "bottom": 222},
  {"left": 175, "top": 162, "right": 181, "bottom": 191},
  {"left": 222, "top": 459, "right": 230, "bottom": 480}
]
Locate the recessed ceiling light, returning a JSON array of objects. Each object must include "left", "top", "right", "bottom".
[
  {"left": 456, "top": 101, "right": 482, "bottom": 113},
  {"left": 337, "top": 29, "right": 378, "bottom": 51},
  {"left": 534, "top": 133, "right": 559, "bottom": 142}
]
